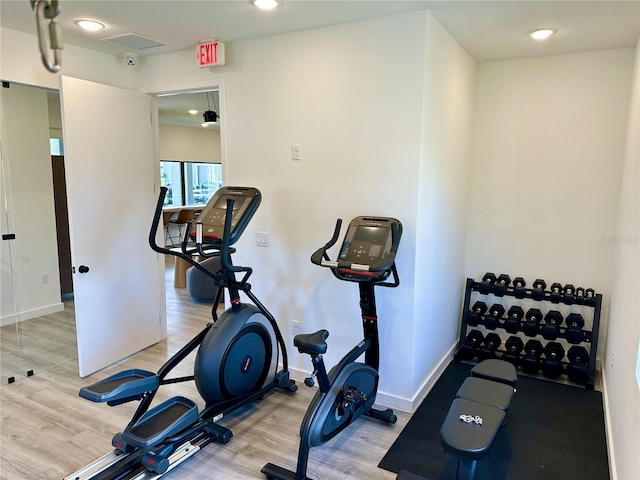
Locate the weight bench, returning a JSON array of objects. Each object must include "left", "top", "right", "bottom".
[
  {"left": 441, "top": 360, "right": 516, "bottom": 480},
  {"left": 470, "top": 358, "right": 517, "bottom": 388},
  {"left": 396, "top": 360, "right": 517, "bottom": 480}
]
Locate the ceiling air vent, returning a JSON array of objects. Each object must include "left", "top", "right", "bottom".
[{"left": 101, "top": 33, "right": 167, "bottom": 50}]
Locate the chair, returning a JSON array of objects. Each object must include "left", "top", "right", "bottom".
[
  {"left": 162, "top": 211, "right": 175, "bottom": 246},
  {"left": 169, "top": 209, "right": 197, "bottom": 245}
]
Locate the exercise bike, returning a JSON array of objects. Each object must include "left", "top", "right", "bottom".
[
  {"left": 67, "top": 186, "right": 296, "bottom": 480},
  {"left": 262, "top": 215, "right": 402, "bottom": 480}
]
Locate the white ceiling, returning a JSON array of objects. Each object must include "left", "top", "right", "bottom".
[{"left": 2, "top": 0, "right": 639, "bottom": 128}]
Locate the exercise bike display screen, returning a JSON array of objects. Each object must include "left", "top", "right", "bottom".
[
  {"left": 189, "top": 187, "right": 261, "bottom": 246},
  {"left": 354, "top": 226, "right": 388, "bottom": 244},
  {"left": 339, "top": 217, "right": 396, "bottom": 263}
]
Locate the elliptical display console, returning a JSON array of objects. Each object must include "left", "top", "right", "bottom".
[{"left": 190, "top": 186, "right": 260, "bottom": 245}]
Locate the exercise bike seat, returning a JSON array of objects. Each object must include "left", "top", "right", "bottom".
[{"left": 294, "top": 330, "right": 329, "bottom": 355}]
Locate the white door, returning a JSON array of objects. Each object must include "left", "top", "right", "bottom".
[{"left": 60, "top": 76, "right": 165, "bottom": 377}]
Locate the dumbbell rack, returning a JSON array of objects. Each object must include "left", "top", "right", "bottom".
[{"left": 454, "top": 277, "right": 603, "bottom": 389}]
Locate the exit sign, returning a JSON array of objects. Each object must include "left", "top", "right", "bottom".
[{"left": 196, "top": 41, "right": 225, "bottom": 68}]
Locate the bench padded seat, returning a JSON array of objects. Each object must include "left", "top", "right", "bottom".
[
  {"left": 456, "top": 376, "right": 514, "bottom": 411},
  {"left": 440, "top": 398, "right": 505, "bottom": 461},
  {"left": 471, "top": 359, "right": 517, "bottom": 387}
]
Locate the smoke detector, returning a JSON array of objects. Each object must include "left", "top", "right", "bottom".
[{"left": 122, "top": 52, "right": 140, "bottom": 68}]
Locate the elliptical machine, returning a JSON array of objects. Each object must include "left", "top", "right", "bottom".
[
  {"left": 262, "top": 215, "right": 402, "bottom": 480},
  {"left": 67, "top": 186, "right": 296, "bottom": 480}
]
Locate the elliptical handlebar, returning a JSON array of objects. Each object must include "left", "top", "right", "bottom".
[
  {"left": 219, "top": 198, "right": 252, "bottom": 277},
  {"left": 149, "top": 187, "right": 250, "bottom": 286}
]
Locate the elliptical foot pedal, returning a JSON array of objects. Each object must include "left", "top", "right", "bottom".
[
  {"left": 79, "top": 369, "right": 159, "bottom": 404},
  {"left": 122, "top": 396, "right": 199, "bottom": 448}
]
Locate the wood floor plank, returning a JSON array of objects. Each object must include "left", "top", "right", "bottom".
[{"left": 1, "top": 259, "right": 409, "bottom": 479}]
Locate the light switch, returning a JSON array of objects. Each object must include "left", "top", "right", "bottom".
[
  {"left": 256, "top": 231, "right": 268, "bottom": 247},
  {"left": 292, "top": 144, "right": 301, "bottom": 161}
]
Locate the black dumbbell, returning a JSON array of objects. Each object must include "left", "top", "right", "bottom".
[
  {"left": 522, "top": 339, "right": 544, "bottom": 374},
  {"left": 458, "top": 330, "right": 485, "bottom": 360},
  {"left": 532, "top": 279, "right": 547, "bottom": 300},
  {"left": 523, "top": 308, "right": 543, "bottom": 337},
  {"left": 575, "top": 287, "right": 586, "bottom": 305},
  {"left": 542, "top": 342, "right": 565, "bottom": 378},
  {"left": 493, "top": 274, "right": 511, "bottom": 296},
  {"left": 478, "top": 272, "right": 497, "bottom": 294},
  {"left": 478, "top": 333, "right": 502, "bottom": 360},
  {"left": 484, "top": 304, "right": 505, "bottom": 330},
  {"left": 562, "top": 284, "right": 575, "bottom": 304},
  {"left": 566, "top": 346, "right": 590, "bottom": 383},
  {"left": 504, "top": 306, "right": 524, "bottom": 333},
  {"left": 502, "top": 336, "right": 524, "bottom": 366},
  {"left": 513, "top": 277, "right": 527, "bottom": 299},
  {"left": 565, "top": 313, "right": 585, "bottom": 344},
  {"left": 585, "top": 288, "right": 596, "bottom": 306},
  {"left": 549, "top": 283, "right": 563, "bottom": 303},
  {"left": 541, "top": 310, "right": 563, "bottom": 340},
  {"left": 466, "top": 301, "right": 488, "bottom": 327}
]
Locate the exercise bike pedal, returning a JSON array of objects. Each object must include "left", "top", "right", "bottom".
[
  {"left": 121, "top": 396, "right": 199, "bottom": 448},
  {"left": 365, "top": 406, "right": 397, "bottom": 424},
  {"left": 79, "top": 369, "right": 159, "bottom": 404}
]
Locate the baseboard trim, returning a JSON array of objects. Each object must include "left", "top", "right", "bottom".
[
  {"left": 376, "top": 342, "right": 457, "bottom": 413},
  {"left": 601, "top": 370, "right": 617, "bottom": 480},
  {"left": 0, "top": 302, "right": 64, "bottom": 327}
]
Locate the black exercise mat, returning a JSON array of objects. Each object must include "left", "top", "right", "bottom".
[{"left": 379, "top": 361, "right": 610, "bottom": 480}]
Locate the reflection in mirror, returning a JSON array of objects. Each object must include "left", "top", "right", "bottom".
[
  {"left": 0, "top": 82, "right": 77, "bottom": 386},
  {"left": 1, "top": 149, "right": 22, "bottom": 384}
]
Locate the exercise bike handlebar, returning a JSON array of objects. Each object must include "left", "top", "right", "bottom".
[
  {"left": 310, "top": 219, "right": 401, "bottom": 275},
  {"left": 310, "top": 218, "right": 343, "bottom": 266}
]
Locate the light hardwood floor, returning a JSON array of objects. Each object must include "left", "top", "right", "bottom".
[
  {"left": 0, "top": 258, "right": 409, "bottom": 480},
  {"left": 0, "top": 300, "right": 77, "bottom": 385}
]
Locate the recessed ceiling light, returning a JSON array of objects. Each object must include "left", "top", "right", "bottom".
[
  {"left": 75, "top": 19, "right": 105, "bottom": 31},
  {"left": 528, "top": 28, "right": 556, "bottom": 41},
  {"left": 252, "top": 0, "right": 281, "bottom": 10},
  {"left": 188, "top": 108, "right": 199, "bottom": 115}
]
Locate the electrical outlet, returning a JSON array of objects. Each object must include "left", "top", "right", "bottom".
[
  {"left": 291, "top": 320, "right": 300, "bottom": 336},
  {"left": 41, "top": 273, "right": 49, "bottom": 284}
]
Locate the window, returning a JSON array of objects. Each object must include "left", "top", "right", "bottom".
[
  {"left": 50, "top": 138, "right": 64, "bottom": 155},
  {"left": 160, "top": 161, "right": 222, "bottom": 207}
]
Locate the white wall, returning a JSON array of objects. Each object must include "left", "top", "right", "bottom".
[
  {"left": 159, "top": 124, "right": 220, "bottom": 163},
  {"left": 0, "top": 28, "right": 136, "bottom": 91},
  {"left": 0, "top": 83, "right": 62, "bottom": 324},
  {"left": 216, "top": 13, "right": 427, "bottom": 406},
  {"left": 467, "top": 48, "right": 635, "bottom": 356},
  {"left": 410, "top": 14, "right": 476, "bottom": 404},
  {"left": 603, "top": 38, "right": 640, "bottom": 480},
  {"left": 139, "top": 11, "right": 477, "bottom": 409}
]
